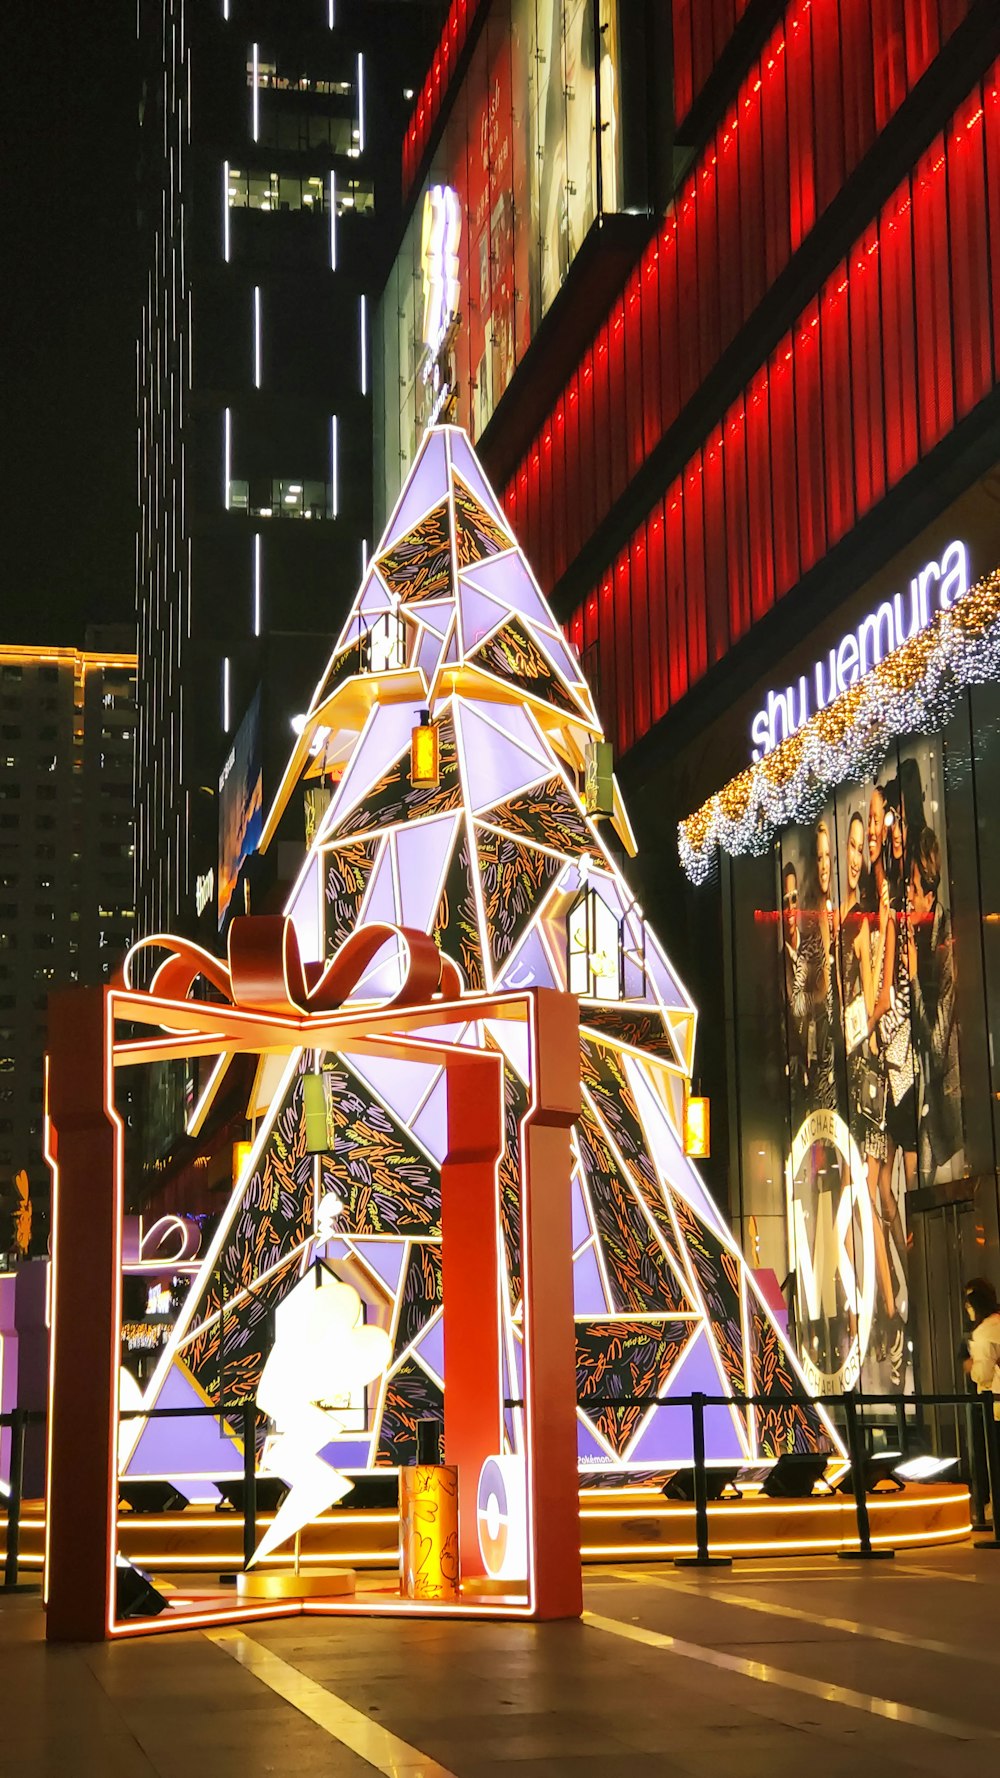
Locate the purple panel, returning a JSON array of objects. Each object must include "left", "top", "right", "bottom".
[
  {"left": 395, "top": 815, "right": 458, "bottom": 934},
  {"left": 359, "top": 847, "right": 397, "bottom": 927},
  {"left": 460, "top": 693, "right": 548, "bottom": 762},
  {"left": 414, "top": 624, "right": 445, "bottom": 682},
  {"left": 500, "top": 925, "right": 558, "bottom": 992},
  {"left": 457, "top": 704, "right": 547, "bottom": 812},
  {"left": 571, "top": 1175, "right": 591, "bottom": 1249},
  {"left": 358, "top": 568, "right": 392, "bottom": 620},
  {"left": 381, "top": 430, "right": 450, "bottom": 548},
  {"left": 411, "top": 599, "right": 453, "bottom": 638},
  {"left": 318, "top": 1440, "right": 373, "bottom": 1471},
  {"left": 442, "top": 623, "right": 460, "bottom": 665},
  {"left": 447, "top": 434, "right": 512, "bottom": 529},
  {"left": 461, "top": 554, "right": 560, "bottom": 639},
  {"left": 626, "top": 1405, "right": 694, "bottom": 1465},
  {"left": 457, "top": 580, "right": 508, "bottom": 652},
  {"left": 663, "top": 1330, "right": 745, "bottom": 1463},
  {"left": 411, "top": 1073, "right": 449, "bottom": 1164},
  {"left": 328, "top": 705, "right": 415, "bottom": 831},
  {"left": 124, "top": 1363, "right": 243, "bottom": 1480},
  {"left": 350, "top": 1239, "right": 408, "bottom": 1296},
  {"left": 346, "top": 1049, "right": 442, "bottom": 1126},
  {"left": 644, "top": 930, "right": 691, "bottom": 1013},
  {"left": 288, "top": 855, "right": 322, "bottom": 964},
  {"left": 573, "top": 1244, "right": 609, "bottom": 1314},
  {"left": 415, "top": 1312, "right": 444, "bottom": 1379}
]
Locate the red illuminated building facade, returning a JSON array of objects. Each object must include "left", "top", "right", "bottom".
[{"left": 377, "top": 0, "right": 1000, "bottom": 1404}]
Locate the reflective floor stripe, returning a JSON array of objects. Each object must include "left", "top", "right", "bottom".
[
  {"left": 605, "top": 1565, "right": 998, "bottom": 1664},
  {"left": 583, "top": 1611, "right": 1000, "bottom": 1741},
  {"left": 206, "top": 1628, "right": 459, "bottom": 1777}
]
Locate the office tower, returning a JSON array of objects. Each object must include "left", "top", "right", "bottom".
[
  {"left": 0, "top": 630, "right": 136, "bottom": 1246},
  {"left": 136, "top": 0, "right": 445, "bottom": 955}
]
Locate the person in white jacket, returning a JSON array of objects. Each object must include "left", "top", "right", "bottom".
[{"left": 964, "top": 1278, "right": 1000, "bottom": 1420}]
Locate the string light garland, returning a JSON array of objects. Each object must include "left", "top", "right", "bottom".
[{"left": 678, "top": 563, "right": 1000, "bottom": 884}]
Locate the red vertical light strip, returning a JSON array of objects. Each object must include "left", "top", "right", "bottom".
[
  {"left": 607, "top": 296, "right": 630, "bottom": 502},
  {"left": 745, "top": 365, "right": 774, "bottom": 622},
  {"left": 672, "top": 0, "right": 695, "bottom": 128},
  {"left": 872, "top": 0, "right": 908, "bottom": 133},
  {"left": 768, "top": 341, "right": 800, "bottom": 601},
  {"left": 716, "top": 110, "right": 744, "bottom": 346},
  {"left": 840, "top": 0, "right": 877, "bottom": 172},
  {"left": 702, "top": 426, "right": 728, "bottom": 665},
  {"left": 646, "top": 503, "right": 669, "bottom": 722},
  {"left": 664, "top": 487, "right": 688, "bottom": 706},
  {"left": 624, "top": 272, "right": 646, "bottom": 477},
  {"left": 629, "top": 530, "right": 651, "bottom": 739},
  {"left": 879, "top": 183, "right": 919, "bottom": 487},
  {"left": 761, "top": 38, "right": 791, "bottom": 288},
  {"left": 948, "top": 93, "right": 992, "bottom": 420},
  {"left": 724, "top": 404, "right": 753, "bottom": 645},
  {"left": 819, "top": 263, "right": 856, "bottom": 546},
  {"left": 640, "top": 245, "right": 664, "bottom": 459},
  {"left": 695, "top": 156, "right": 722, "bottom": 378},
  {"left": 912, "top": 134, "right": 955, "bottom": 455},
  {"left": 849, "top": 221, "right": 887, "bottom": 519},
  {"left": 985, "top": 67, "right": 1000, "bottom": 378},
  {"left": 658, "top": 226, "right": 682, "bottom": 434},
  {"left": 676, "top": 187, "right": 701, "bottom": 408},
  {"left": 683, "top": 455, "right": 708, "bottom": 685},
  {"left": 792, "top": 300, "right": 827, "bottom": 577},
  {"left": 812, "top": 0, "right": 847, "bottom": 211},
  {"left": 613, "top": 548, "right": 634, "bottom": 754},
  {"left": 786, "top": 5, "right": 816, "bottom": 252}
]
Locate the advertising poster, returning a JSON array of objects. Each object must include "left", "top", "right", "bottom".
[
  {"left": 218, "top": 687, "right": 263, "bottom": 928},
  {"left": 770, "top": 736, "right": 963, "bottom": 1395}
]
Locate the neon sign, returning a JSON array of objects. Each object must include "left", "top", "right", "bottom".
[{"left": 750, "top": 540, "right": 969, "bottom": 760}]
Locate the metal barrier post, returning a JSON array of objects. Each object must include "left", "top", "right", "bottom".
[
  {"left": 242, "top": 1403, "right": 257, "bottom": 1571},
  {"left": 838, "top": 1393, "right": 893, "bottom": 1561},
  {"left": 3, "top": 1411, "right": 26, "bottom": 1591},
  {"left": 965, "top": 1398, "right": 990, "bottom": 1530},
  {"left": 974, "top": 1395, "right": 1000, "bottom": 1551},
  {"left": 674, "top": 1394, "right": 731, "bottom": 1569}
]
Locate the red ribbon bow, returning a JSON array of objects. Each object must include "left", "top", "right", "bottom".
[{"left": 119, "top": 915, "right": 463, "bottom": 1023}]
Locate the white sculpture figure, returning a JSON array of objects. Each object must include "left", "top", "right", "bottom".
[{"left": 249, "top": 1265, "right": 391, "bottom": 1568}]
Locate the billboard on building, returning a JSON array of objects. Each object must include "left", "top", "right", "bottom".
[
  {"left": 376, "top": 0, "right": 622, "bottom": 521},
  {"left": 218, "top": 687, "right": 263, "bottom": 927}
]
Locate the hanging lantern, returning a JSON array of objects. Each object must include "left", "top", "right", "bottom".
[
  {"left": 684, "top": 1092, "right": 711, "bottom": 1159},
  {"left": 583, "top": 739, "right": 614, "bottom": 817},
  {"left": 410, "top": 709, "right": 439, "bottom": 787},
  {"left": 367, "top": 611, "right": 406, "bottom": 674},
  {"left": 302, "top": 1071, "right": 330, "bottom": 1154},
  {"left": 567, "top": 878, "right": 624, "bottom": 1001}
]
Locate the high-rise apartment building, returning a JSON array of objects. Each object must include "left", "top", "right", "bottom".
[
  {"left": 373, "top": 1, "right": 1000, "bottom": 1399},
  {"left": 136, "top": 0, "right": 445, "bottom": 954},
  {"left": 0, "top": 632, "right": 136, "bottom": 1246}
]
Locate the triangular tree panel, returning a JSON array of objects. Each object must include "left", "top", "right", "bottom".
[
  {"left": 468, "top": 616, "right": 580, "bottom": 716},
  {"left": 323, "top": 838, "right": 380, "bottom": 953},
  {"left": 575, "top": 1116, "right": 695, "bottom": 1316},
  {"left": 474, "top": 826, "right": 563, "bottom": 976},
  {"left": 576, "top": 1319, "right": 695, "bottom": 1458},
  {"left": 453, "top": 476, "right": 511, "bottom": 566},
  {"left": 480, "top": 773, "right": 592, "bottom": 857},
  {"left": 376, "top": 498, "right": 452, "bottom": 603}
]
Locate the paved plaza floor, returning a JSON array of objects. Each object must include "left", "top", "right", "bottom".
[{"left": 2, "top": 1547, "right": 998, "bottom": 1776}]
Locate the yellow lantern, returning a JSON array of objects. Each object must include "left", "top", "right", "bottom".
[
  {"left": 684, "top": 1093, "right": 710, "bottom": 1159},
  {"left": 410, "top": 709, "right": 440, "bottom": 787}
]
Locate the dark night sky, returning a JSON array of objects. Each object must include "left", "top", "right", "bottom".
[{"left": 2, "top": 4, "right": 137, "bottom": 647}]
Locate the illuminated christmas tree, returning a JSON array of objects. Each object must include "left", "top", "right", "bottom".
[{"left": 124, "top": 426, "right": 832, "bottom": 1497}]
